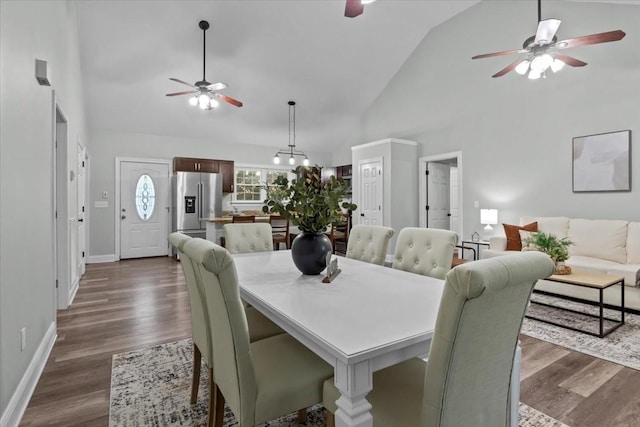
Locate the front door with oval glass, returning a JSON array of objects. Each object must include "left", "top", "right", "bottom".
[{"left": 120, "top": 161, "right": 169, "bottom": 259}]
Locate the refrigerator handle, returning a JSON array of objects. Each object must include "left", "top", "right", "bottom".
[{"left": 198, "top": 182, "right": 203, "bottom": 220}]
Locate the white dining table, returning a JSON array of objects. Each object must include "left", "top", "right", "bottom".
[{"left": 233, "top": 250, "right": 520, "bottom": 427}]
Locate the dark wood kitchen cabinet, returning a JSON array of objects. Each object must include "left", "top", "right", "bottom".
[{"left": 173, "top": 157, "right": 235, "bottom": 193}]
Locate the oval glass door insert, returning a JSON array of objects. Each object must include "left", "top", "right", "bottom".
[{"left": 135, "top": 174, "right": 156, "bottom": 220}]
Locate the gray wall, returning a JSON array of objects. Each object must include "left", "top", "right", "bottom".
[
  {"left": 87, "top": 129, "right": 331, "bottom": 257},
  {"left": 0, "top": 0, "right": 87, "bottom": 420},
  {"left": 337, "top": 0, "right": 640, "bottom": 238}
]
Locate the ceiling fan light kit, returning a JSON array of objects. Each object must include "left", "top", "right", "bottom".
[
  {"left": 472, "top": 0, "right": 625, "bottom": 80},
  {"left": 345, "top": 0, "right": 376, "bottom": 18},
  {"left": 273, "top": 101, "right": 310, "bottom": 167},
  {"left": 166, "top": 20, "right": 243, "bottom": 109}
]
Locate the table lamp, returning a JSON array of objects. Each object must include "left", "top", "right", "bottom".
[{"left": 480, "top": 209, "right": 498, "bottom": 231}]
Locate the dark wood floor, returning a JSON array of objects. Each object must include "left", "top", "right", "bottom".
[{"left": 20, "top": 256, "right": 640, "bottom": 426}]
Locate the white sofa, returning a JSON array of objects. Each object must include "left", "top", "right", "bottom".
[{"left": 483, "top": 216, "right": 640, "bottom": 311}]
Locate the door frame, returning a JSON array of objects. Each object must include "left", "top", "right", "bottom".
[
  {"left": 419, "top": 151, "right": 463, "bottom": 238},
  {"left": 115, "top": 157, "right": 172, "bottom": 260},
  {"left": 356, "top": 156, "right": 383, "bottom": 226}
]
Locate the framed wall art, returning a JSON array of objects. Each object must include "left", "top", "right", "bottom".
[{"left": 572, "top": 130, "right": 631, "bottom": 192}]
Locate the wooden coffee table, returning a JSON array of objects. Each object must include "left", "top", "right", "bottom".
[{"left": 527, "top": 270, "right": 625, "bottom": 338}]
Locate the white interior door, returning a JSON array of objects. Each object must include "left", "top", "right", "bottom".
[
  {"left": 449, "top": 166, "right": 459, "bottom": 236},
  {"left": 359, "top": 160, "right": 383, "bottom": 226},
  {"left": 120, "top": 161, "right": 170, "bottom": 259},
  {"left": 77, "top": 143, "right": 86, "bottom": 277},
  {"left": 427, "top": 162, "right": 450, "bottom": 230}
]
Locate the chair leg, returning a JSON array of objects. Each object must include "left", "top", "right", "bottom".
[
  {"left": 297, "top": 408, "right": 308, "bottom": 423},
  {"left": 213, "top": 385, "right": 225, "bottom": 427},
  {"left": 207, "top": 367, "right": 215, "bottom": 427},
  {"left": 326, "top": 411, "right": 335, "bottom": 427},
  {"left": 191, "top": 344, "right": 201, "bottom": 404}
]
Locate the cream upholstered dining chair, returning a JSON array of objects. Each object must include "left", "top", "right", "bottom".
[
  {"left": 223, "top": 223, "right": 273, "bottom": 254},
  {"left": 168, "top": 233, "right": 284, "bottom": 427},
  {"left": 323, "top": 251, "right": 555, "bottom": 427},
  {"left": 183, "top": 239, "right": 334, "bottom": 427},
  {"left": 345, "top": 224, "right": 395, "bottom": 265},
  {"left": 392, "top": 227, "right": 458, "bottom": 279}
]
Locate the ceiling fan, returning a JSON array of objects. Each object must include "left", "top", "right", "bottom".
[
  {"left": 472, "top": 0, "right": 626, "bottom": 79},
  {"left": 166, "top": 20, "right": 243, "bottom": 109},
  {"left": 344, "top": 0, "right": 376, "bottom": 18}
]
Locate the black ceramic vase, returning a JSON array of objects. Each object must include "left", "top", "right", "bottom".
[{"left": 291, "top": 232, "right": 332, "bottom": 275}]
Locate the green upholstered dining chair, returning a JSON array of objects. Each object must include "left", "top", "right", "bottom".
[
  {"left": 168, "top": 233, "right": 284, "bottom": 427},
  {"left": 184, "top": 239, "right": 334, "bottom": 427},
  {"left": 223, "top": 223, "right": 274, "bottom": 254},
  {"left": 345, "top": 224, "right": 395, "bottom": 266},
  {"left": 323, "top": 251, "right": 555, "bottom": 427},
  {"left": 392, "top": 227, "right": 458, "bottom": 279}
]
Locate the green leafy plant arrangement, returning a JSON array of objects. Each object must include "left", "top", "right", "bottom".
[
  {"left": 523, "top": 231, "right": 573, "bottom": 262},
  {"left": 262, "top": 166, "right": 357, "bottom": 234}
]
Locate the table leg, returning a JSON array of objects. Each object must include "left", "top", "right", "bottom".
[{"left": 334, "top": 360, "right": 373, "bottom": 427}]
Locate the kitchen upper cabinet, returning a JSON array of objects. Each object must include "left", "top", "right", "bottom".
[
  {"left": 173, "top": 157, "right": 218, "bottom": 173},
  {"left": 173, "top": 157, "right": 235, "bottom": 193},
  {"left": 218, "top": 160, "right": 235, "bottom": 193}
]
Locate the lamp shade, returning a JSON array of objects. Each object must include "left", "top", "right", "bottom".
[{"left": 480, "top": 209, "right": 498, "bottom": 225}]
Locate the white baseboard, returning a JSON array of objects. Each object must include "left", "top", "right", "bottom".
[
  {"left": 0, "top": 322, "right": 56, "bottom": 427},
  {"left": 87, "top": 254, "right": 117, "bottom": 263}
]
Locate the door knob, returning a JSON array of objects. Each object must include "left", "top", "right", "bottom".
[
  {"left": 121, "top": 215, "right": 126, "bottom": 220},
  {"left": 78, "top": 218, "right": 84, "bottom": 223},
  {"left": 121, "top": 208, "right": 126, "bottom": 212}
]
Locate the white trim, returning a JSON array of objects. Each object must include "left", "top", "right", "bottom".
[
  {"left": 418, "top": 151, "right": 463, "bottom": 239},
  {"left": 115, "top": 157, "right": 171, "bottom": 260},
  {"left": 0, "top": 322, "right": 56, "bottom": 427},
  {"left": 351, "top": 138, "right": 417, "bottom": 151},
  {"left": 87, "top": 254, "right": 118, "bottom": 264}
]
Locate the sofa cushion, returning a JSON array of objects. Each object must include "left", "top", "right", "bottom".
[
  {"left": 503, "top": 222, "right": 537, "bottom": 251},
  {"left": 520, "top": 217, "right": 570, "bottom": 239},
  {"left": 627, "top": 222, "right": 640, "bottom": 264},
  {"left": 567, "top": 256, "right": 638, "bottom": 288},
  {"left": 568, "top": 219, "right": 628, "bottom": 264},
  {"left": 606, "top": 264, "right": 640, "bottom": 288}
]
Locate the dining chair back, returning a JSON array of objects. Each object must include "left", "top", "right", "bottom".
[
  {"left": 184, "top": 240, "right": 333, "bottom": 427},
  {"left": 269, "top": 215, "right": 290, "bottom": 250},
  {"left": 327, "top": 212, "right": 350, "bottom": 254},
  {"left": 392, "top": 227, "right": 458, "bottom": 279},
  {"left": 223, "top": 223, "right": 274, "bottom": 254},
  {"left": 323, "top": 252, "right": 556, "bottom": 427},
  {"left": 232, "top": 215, "right": 256, "bottom": 223},
  {"left": 345, "top": 224, "right": 395, "bottom": 265}
]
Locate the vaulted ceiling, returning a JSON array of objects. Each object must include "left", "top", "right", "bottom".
[{"left": 76, "top": 1, "right": 480, "bottom": 153}]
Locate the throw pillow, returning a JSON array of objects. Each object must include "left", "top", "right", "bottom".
[{"left": 503, "top": 222, "right": 538, "bottom": 251}]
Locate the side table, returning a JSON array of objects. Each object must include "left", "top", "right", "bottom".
[{"left": 460, "top": 240, "right": 490, "bottom": 260}]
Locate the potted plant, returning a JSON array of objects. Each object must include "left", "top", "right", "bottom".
[
  {"left": 263, "top": 166, "right": 356, "bottom": 275},
  {"left": 523, "top": 231, "right": 573, "bottom": 273}
]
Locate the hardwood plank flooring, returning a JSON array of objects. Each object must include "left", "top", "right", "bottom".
[{"left": 19, "top": 257, "right": 640, "bottom": 426}]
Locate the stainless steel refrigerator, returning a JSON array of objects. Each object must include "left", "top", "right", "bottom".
[{"left": 172, "top": 172, "right": 222, "bottom": 240}]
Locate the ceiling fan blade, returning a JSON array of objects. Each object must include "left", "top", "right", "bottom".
[
  {"left": 215, "top": 93, "right": 243, "bottom": 108},
  {"left": 207, "top": 82, "right": 228, "bottom": 91},
  {"left": 169, "top": 77, "right": 197, "bottom": 88},
  {"left": 553, "top": 53, "right": 587, "bottom": 67},
  {"left": 534, "top": 19, "right": 562, "bottom": 44},
  {"left": 166, "top": 90, "right": 198, "bottom": 97},
  {"left": 556, "top": 29, "right": 626, "bottom": 49},
  {"left": 345, "top": 0, "right": 364, "bottom": 18},
  {"left": 491, "top": 59, "right": 526, "bottom": 78},
  {"left": 472, "top": 48, "right": 527, "bottom": 60}
]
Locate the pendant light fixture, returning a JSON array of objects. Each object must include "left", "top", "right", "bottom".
[{"left": 273, "top": 101, "right": 309, "bottom": 166}]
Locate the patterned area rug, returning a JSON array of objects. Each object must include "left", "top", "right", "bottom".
[
  {"left": 109, "top": 339, "right": 566, "bottom": 426},
  {"left": 522, "top": 293, "right": 640, "bottom": 371}
]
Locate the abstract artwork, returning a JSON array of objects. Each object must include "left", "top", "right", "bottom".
[{"left": 572, "top": 130, "right": 631, "bottom": 192}]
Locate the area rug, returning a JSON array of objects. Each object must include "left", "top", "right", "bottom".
[
  {"left": 109, "top": 339, "right": 566, "bottom": 426},
  {"left": 522, "top": 293, "right": 640, "bottom": 371}
]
